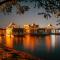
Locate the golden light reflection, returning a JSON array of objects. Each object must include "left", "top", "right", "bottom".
[
  {"left": 0, "top": 36, "right": 2, "bottom": 44},
  {"left": 45, "top": 35, "right": 51, "bottom": 50},
  {"left": 6, "top": 27, "right": 14, "bottom": 48},
  {"left": 6, "top": 35, "right": 14, "bottom": 48},
  {"left": 23, "top": 35, "right": 35, "bottom": 51},
  {"left": 23, "top": 35, "right": 30, "bottom": 49},
  {"left": 30, "top": 36, "right": 35, "bottom": 50}
]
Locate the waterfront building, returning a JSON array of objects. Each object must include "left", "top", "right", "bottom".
[
  {"left": 6, "top": 22, "right": 17, "bottom": 48},
  {"left": 13, "top": 28, "right": 24, "bottom": 49},
  {"left": 6, "top": 22, "right": 24, "bottom": 48},
  {"left": 0, "top": 22, "right": 60, "bottom": 49},
  {"left": 24, "top": 24, "right": 31, "bottom": 34},
  {"left": 30, "top": 23, "right": 39, "bottom": 34},
  {"left": 37, "top": 28, "right": 46, "bottom": 34},
  {"left": 13, "top": 28, "right": 24, "bottom": 36},
  {"left": 24, "top": 23, "right": 39, "bottom": 35},
  {"left": 55, "top": 28, "right": 60, "bottom": 33},
  {"left": 46, "top": 24, "right": 56, "bottom": 33},
  {"left": 46, "top": 24, "right": 56, "bottom": 48}
]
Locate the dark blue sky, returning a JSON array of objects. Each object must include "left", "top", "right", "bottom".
[{"left": 0, "top": 1, "right": 59, "bottom": 28}]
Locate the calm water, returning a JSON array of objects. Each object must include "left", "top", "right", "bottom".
[
  {"left": 14, "top": 35, "right": 60, "bottom": 58},
  {"left": 0, "top": 35, "right": 60, "bottom": 59}
]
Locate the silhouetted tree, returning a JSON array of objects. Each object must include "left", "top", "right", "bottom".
[
  {"left": 0, "top": 0, "right": 60, "bottom": 18},
  {"left": 0, "top": 0, "right": 30, "bottom": 14}
]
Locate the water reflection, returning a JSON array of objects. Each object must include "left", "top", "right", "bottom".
[
  {"left": 0, "top": 36, "right": 2, "bottom": 44},
  {"left": 6, "top": 35, "right": 14, "bottom": 48},
  {"left": 14, "top": 36, "right": 23, "bottom": 50},
  {"left": 56, "top": 35, "right": 60, "bottom": 48},
  {"left": 23, "top": 35, "right": 36, "bottom": 51},
  {"left": 23, "top": 35, "right": 46, "bottom": 52},
  {"left": 0, "top": 34, "right": 60, "bottom": 56},
  {"left": 21, "top": 35, "right": 60, "bottom": 54},
  {"left": 0, "top": 35, "right": 5, "bottom": 48},
  {"left": 45, "top": 35, "right": 51, "bottom": 50},
  {"left": 51, "top": 35, "right": 56, "bottom": 49}
]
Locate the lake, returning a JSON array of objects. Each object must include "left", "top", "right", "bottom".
[{"left": 0, "top": 35, "right": 60, "bottom": 59}]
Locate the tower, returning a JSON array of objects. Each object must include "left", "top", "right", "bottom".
[{"left": 6, "top": 22, "right": 17, "bottom": 48}]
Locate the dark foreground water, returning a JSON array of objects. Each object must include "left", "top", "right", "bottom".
[
  {"left": 0, "top": 35, "right": 60, "bottom": 60},
  {"left": 13, "top": 35, "right": 60, "bottom": 59}
]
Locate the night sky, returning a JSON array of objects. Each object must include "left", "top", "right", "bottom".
[{"left": 0, "top": 1, "right": 60, "bottom": 28}]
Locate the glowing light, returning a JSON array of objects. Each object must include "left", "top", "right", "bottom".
[
  {"left": 6, "top": 35, "right": 13, "bottom": 48},
  {"left": 23, "top": 35, "right": 35, "bottom": 51},
  {"left": 51, "top": 35, "right": 56, "bottom": 48},
  {"left": 24, "top": 24, "right": 31, "bottom": 33},
  {"left": 0, "top": 36, "right": 2, "bottom": 44},
  {"left": 6, "top": 28, "right": 13, "bottom": 35},
  {"left": 24, "top": 25, "right": 30, "bottom": 29},
  {"left": 45, "top": 35, "right": 51, "bottom": 50},
  {"left": 6, "top": 27, "right": 13, "bottom": 48},
  {"left": 23, "top": 35, "right": 30, "bottom": 48}
]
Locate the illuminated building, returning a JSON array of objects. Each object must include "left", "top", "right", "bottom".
[
  {"left": 6, "top": 22, "right": 17, "bottom": 48},
  {"left": 46, "top": 24, "right": 56, "bottom": 33},
  {"left": 24, "top": 24, "right": 31, "bottom": 34},
  {"left": 37, "top": 28, "right": 46, "bottom": 34},
  {"left": 24, "top": 23, "right": 39, "bottom": 35},
  {"left": 6, "top": 22, "right": 24, "bottom": 48},
  {"left": 30, "top": 23, "right": 39, "bottom": 34},
  {"left": 0, "top": 22, "right": 60, "bottom": 49},
  {"left": 13, "top": 28, "right": 24, "bottom": 49}
]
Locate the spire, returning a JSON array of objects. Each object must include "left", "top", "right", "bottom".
[{"left": 7, "top": 22, "right": 17, "bottom": 28}]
